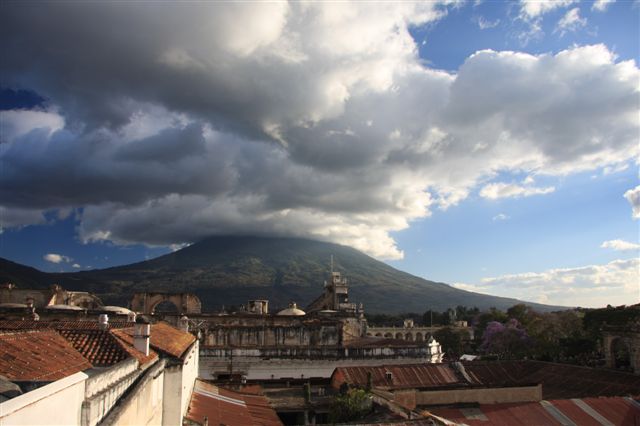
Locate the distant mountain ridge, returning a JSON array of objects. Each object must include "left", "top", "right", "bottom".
[{"left": 0, "top": 236, "right": 565, "bottom": 314}]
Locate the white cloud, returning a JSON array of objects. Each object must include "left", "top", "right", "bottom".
[
  {"left": 624, "top": 186, "right": 640, "bottom": 219},
  {"left": 0, "top": 4, "right": 638, "bottom": 260},
  {"left": 480, "top": 182, "right": 555, "bottom": 199},
  {"left": 601, "top": 239, "right": 640, "bottom": 251},
  {"left": 43, "top": 253, "right": 72, "bottom": 264},
  {"left": 72, "top": 263, "right": 81, "bottom": 268},
  {"left": 592, "top": 0, "right": 615, "bottom": 12},
  {"left": 475, "top": 16, "right": 500, "bottom": 30},
  {"left": 492, "top": 213, "right": 510, "bottom": 221},
  {"left": 556, "top": 8, "right": 587, "bottom": 36},
  {"left": 454, "top": 258, "right": 640, "bottom": 307},
  {"left": 520, "top": 0, "right": 576, "bottom": 19}
]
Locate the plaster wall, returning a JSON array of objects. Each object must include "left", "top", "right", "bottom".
[
  {"left": 102, "top": 361, "right": 165, "bottom": 426},
  {"left": 200, "top": 354, "right": 429, "bottom": 380},
  {"left": 0, "top": 372, "right": 87, "bottom": 426},
  {"left": 161, "top": 340, "right": 199, "bottom": 426},
  {"left": 413, "top": 384, "right": 542, "bottom": 408},
  {"left": 82, "top": 359, "right": 140, "bottom": 426}
]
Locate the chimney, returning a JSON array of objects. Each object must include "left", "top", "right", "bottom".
[
  {"left": 178, "top": 315, "right": 189, "bottom": 332},
  {"left": 127, "top": 311, "right": 137, "bottom": 322},
  {"left": 134, "top": 316, "right": 151, "bottom": 356},
  {"left": 99, "top": 314, "right": 109, "bottom": 330}
]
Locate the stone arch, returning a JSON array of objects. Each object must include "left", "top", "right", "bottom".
[
  {"left": 603, "top": 326, "right": 640, "bottom": 373},
  {"left": 395, "top": 332, "right": 403, "bottom": 340},
  {"left": 415, "top": 332, "right": 424, "bottom": 342},
  {"left": 366, "top": 332, "right": 373, "bottom": 337},
  {"left": 405, "top": 333, "right": 413, "bottom": 341},
  {"left": 611, "top": 337, "right": 631, "bottom": 369},
  {"left": 384, "top": 332, "right": 393, "bottom": 338},
  {"left": 130, "top": 292, "right": 202, "bottom": 315},
  {"left": 152, "top": 300, "right": 179, "bottom": 314},
  {"left": 375, "top": 333, "right": 383, "bottom": 337}
]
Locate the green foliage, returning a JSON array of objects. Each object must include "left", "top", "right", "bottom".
[
  {"left": 435, "top": 326, "right": 470, "bottom": 357},
  {"left": 328, "top": 388, "right": 372, "bottom": 424}
]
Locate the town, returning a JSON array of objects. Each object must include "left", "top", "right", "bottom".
[{"left": 1, "top": 269, "right": 638, "bottom": 425}]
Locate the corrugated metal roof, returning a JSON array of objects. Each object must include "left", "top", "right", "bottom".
[
  {"left": 58, "top": 329, "right": 130, "bottom": 367},
  {"left": 0, "top": 330, "right": 92, "bottom": 381},
  {"left": 336, "top": 364, "right": 464, "bottom": 390},
  {"left": 429, "top": 397, "right": 640, "bottom": 426},
  {"left": 463, "top": 361, "right": 640, "bottom": 399},
  {"left": 185, "top": 380, "right": 282, "bottom": 426},
  {"left": 112, "top": 321, "right": 195, "bottom": 359}
]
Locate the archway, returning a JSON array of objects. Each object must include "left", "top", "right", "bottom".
[
  {"left": 384, "top": 333, "right": 392, "bottom": 338},
  {"left": 152, "top": 300, "right": 179, "bottom": 314},
  {"left": 611, "top": 337, "right": 631, "bottom": 370},
  {"left": 405, "top": 333, "right": 413, "bottom": 341},
  {"left": 415, "top": 332, "right": 423, "bottom": 342},
  {"left": 395, "top": 332, "right": 403, "bottom": 340}
]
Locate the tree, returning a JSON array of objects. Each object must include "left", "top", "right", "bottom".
[
  {"left": 328, "top": 388, "right": 372, "bottom": 423},
  {"left": 480, "top": 319, "right": 531, "bottom": 359},
  {"left": 435, "top": 327, "right": 470, "bottom": 358}
]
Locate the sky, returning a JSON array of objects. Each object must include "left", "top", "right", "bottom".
[{"left": 0, "top": 0, "right": 638, "bottom": 309}]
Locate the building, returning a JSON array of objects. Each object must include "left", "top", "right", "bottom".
[{"left": 0, "top": 318, "right": 198, "bottom": 426}]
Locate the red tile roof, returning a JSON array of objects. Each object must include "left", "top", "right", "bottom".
[
  {"left": 185, "top": 380, "right": 283, "bottom": 426},
  {"left": 333, "top": 364, "right": 464, "bottom": 390},
  {"left": 113, "top": 322, "right": 195, "bottom": 359},
  {"left": 429, "top": 397, "right": 640, "bottom": 426},
  {"left": 58, "top": 329, "right": 130, "bottom": 367},
  {"left": 0, "top": 319, "right": 133, "bottom": 330},
  {"left": 0, "top": 330, "right": 92, "bottom": 381},
  {"left": 109, "top": 330, "right": 159, "bottom": 367}
]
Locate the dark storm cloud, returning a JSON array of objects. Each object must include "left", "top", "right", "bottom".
[{"left": 0, "top": 2, "right": 637, "bottom": 258}]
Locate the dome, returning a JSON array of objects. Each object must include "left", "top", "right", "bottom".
[
  {"left": 44, "top": 304, "right": 84, "bottom": 311},
  {"left": 98, "top": 306, "right": 133, "bottom": 315},
  {"left": 277, "top": 302, "right": 306, "bottom": 316},
  {"left": 0, "top": 303, "right": 28, "bottom": 308}
]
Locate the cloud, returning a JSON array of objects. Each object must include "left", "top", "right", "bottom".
[
  {"left": 492, "top": 213, "right": 510, "bottom": 221},
  {"left": 43, "top": 253, "right": 72, "bottom": 264},
  {"left": 519, "top": 0, "right": 576, "bottom": 19},
  {"left": 601, "top": 239, "right": 640, "bottom": 251},
  {"left": 592, "top": 0, "right": 615, "bottom": 12},
  {"left": 474, "top": 16, "right": 500, "bottom": 30},
  {"left": 454, "top": 258, "right": 640, "bottom": 307},
  {"left": 72, "top": 263, "right": 81, "bottom": 268},
  {"left": 0, "top": 4, "right": 638, "bottom": 259},
  {"left": 556, "top": 8, "right": 587, "bottom": 36},
  {"left": 624, "top": 186, "right": 640, "bottom": 219},
  {"left": 480, "top": 183, "right": 555, "bottom": 200}
]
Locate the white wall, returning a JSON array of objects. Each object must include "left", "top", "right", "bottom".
[
  {"left": 0, "top": 372, "right": 87, "bottom": 426},
  {"left": 162, "top": 340, "right": 199, "bottom": 426}
]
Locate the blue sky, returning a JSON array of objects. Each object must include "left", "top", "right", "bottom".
[{"left": 0, "top": 1, "right": 638, "bottom": 308}]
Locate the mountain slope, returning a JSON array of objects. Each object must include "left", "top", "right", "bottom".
[{"left": 0, "top": 236, "right": 564, "bottom": 313}]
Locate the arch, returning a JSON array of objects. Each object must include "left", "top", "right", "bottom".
[
  {"left": 611, "top": 337, "right": 631, "bottom": 370},
  {"left": 130, "top": 292, "right": 201, "bottom": 315},
  {"left": 395, "top": 332, "right": 403, "bottom": 340},
  {"left": 152, "top": 300, "right": 179, "bottom": 314},
  {"left": 375, "top": 333, "right": 383, "bottom": 337},
  {"left": 384, "top": 333, "right": 393, "bottom": 338},
  {"left": 415, "top": 332, "right": 424, "bottom": 342},
  {"left": 366, "top": 333, "right": 373, "bottom": 337},
  {"left": 405, "top": 333, "right": 413, "bottom": 341}
]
